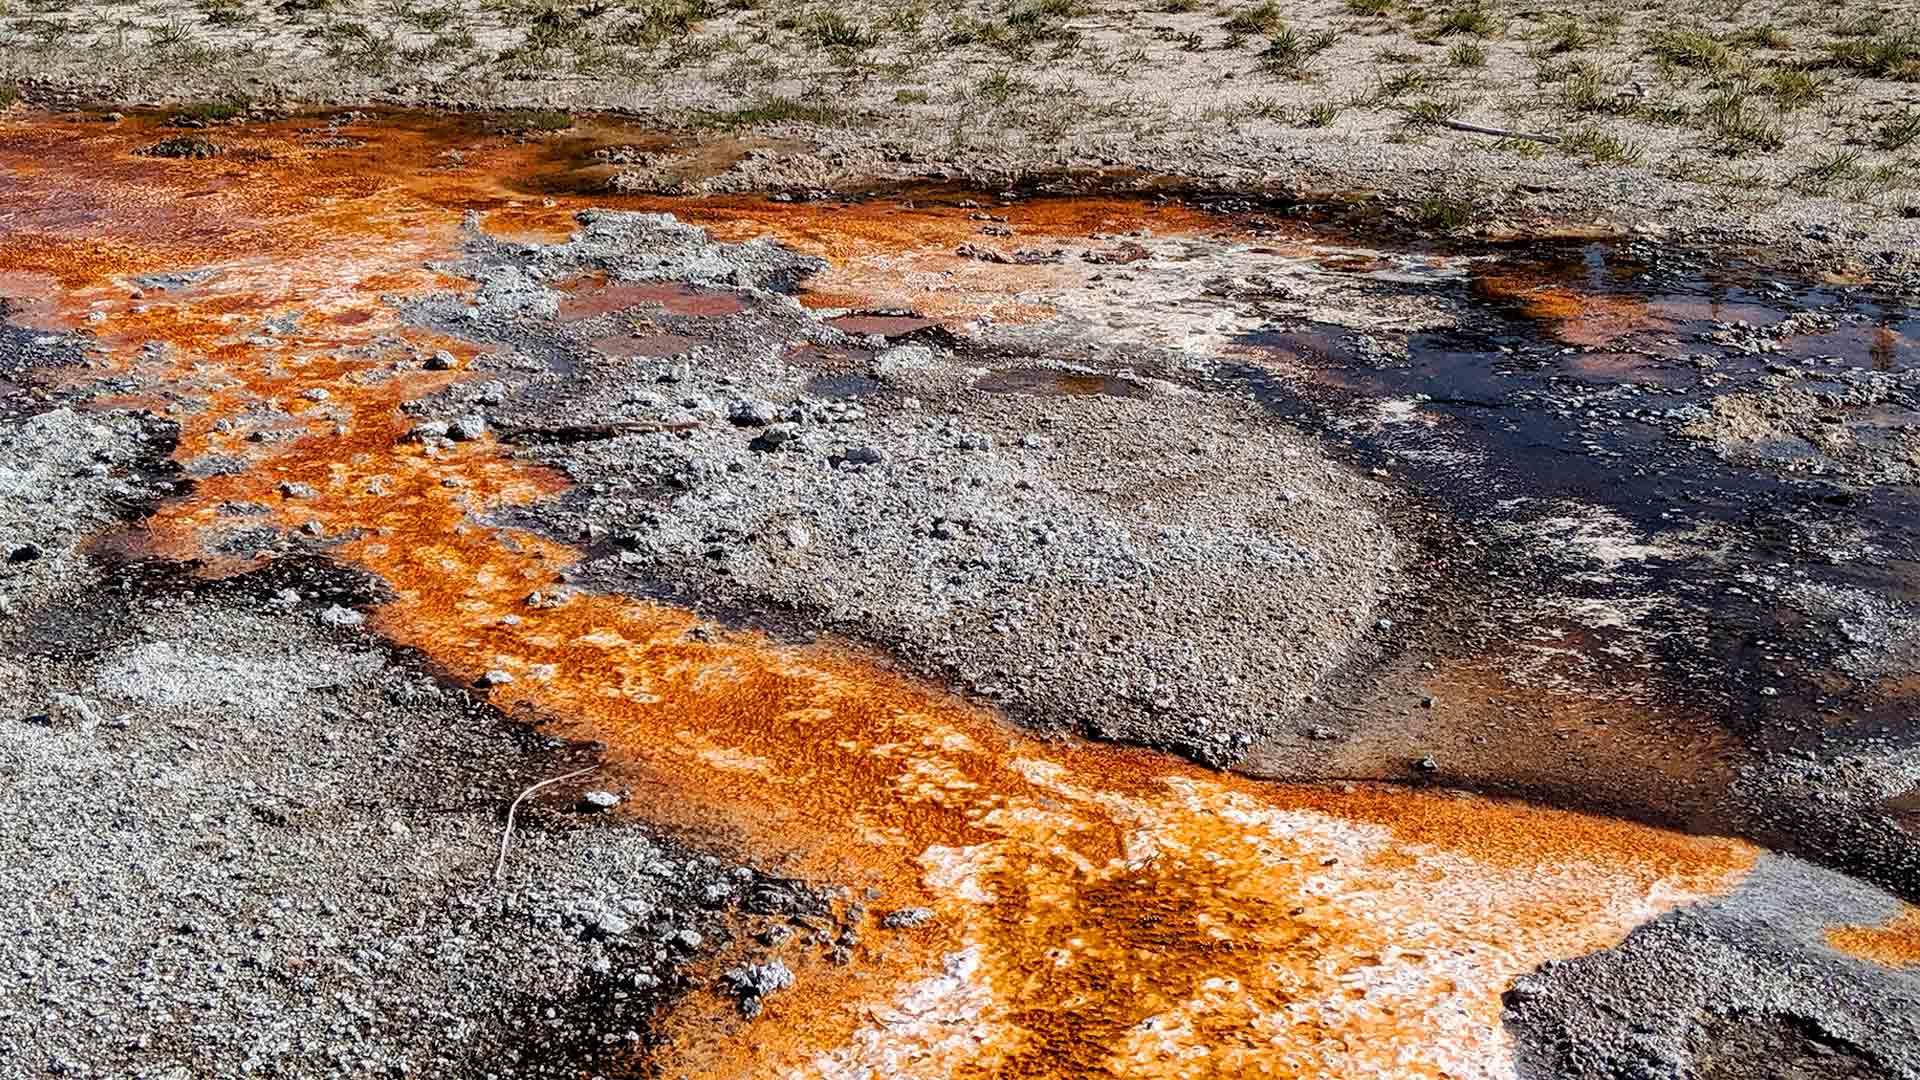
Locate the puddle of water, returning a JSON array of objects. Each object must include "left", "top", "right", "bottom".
[
  {"left": 558, "top": 274, "right": 746, "bottom": 320},
  {"left": 0, "top": 108, "right": 1764, "bottom": 1078},
  {"left": 826, "top": 313, "right": 941, "bottom": 337},
  {"left": 976, "top": 366, "right": 1149, "bottom": 399},
  {"left": 803, "top": 372, "right": 885, "bottom": 399}
]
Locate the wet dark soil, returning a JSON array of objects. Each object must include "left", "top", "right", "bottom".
[{"left": 1223, "top": 238, "right": 1918, "bottom": 897}]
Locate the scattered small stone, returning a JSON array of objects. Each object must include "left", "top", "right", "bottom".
[
  {"left": 140, "top": 135, "right": 221, "bottom": 160},
  {"left": 880, "top": 907, "right": 935, "bottom": 929},
  {"left": 585, "top": 912, "right": 632, "bottom": 939},
  {"left": 729, "top": 400, "right": 780, "bottom": 427},
  {"left": 425, "top": 350, "right": 457, "bottom": 371},
  {"left": 449, "top": 414, "right": 488, "bottom": 441},
  {"left": 7, "top": 542, "right": 43, "bottom": 564},
  {"left": 752, "top": 422, "right": 800, "bottom": 452},
  {"left": 477, "top": 670, "right": 515, "bottom": 687},
  {"left": 278, "top": 482, "right": 317, "bottom": 499},
  {"left": 722, "top": 960, "right": 793, "bottom": 1017},
  {"left": 319, "top": 605, "right": 365, "bottom": 629},
  {"left": 580, "top": 790, "right": 621, "bottom": 811},
  {"left": 1413, "top": 756, "right": 1438, "bottom": 773}
]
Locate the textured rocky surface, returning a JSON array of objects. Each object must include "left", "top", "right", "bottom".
[{"left": 1, "top": 108, "right": 1918, "bottom": 1078}]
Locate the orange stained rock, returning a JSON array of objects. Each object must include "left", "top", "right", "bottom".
[
  {"left": 0, "top": 108, "right": 1760, "bottom": 1079},
  {"left": 1827, "top": 906, "right": 1920, "bottom": 969}
]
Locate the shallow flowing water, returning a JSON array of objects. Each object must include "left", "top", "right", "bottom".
[{"left": 0, "top": 107, "right": 1820, "bottom": 1077}]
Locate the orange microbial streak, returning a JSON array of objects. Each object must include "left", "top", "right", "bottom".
[
  {"left": 1469, "top": 264, "right": 1658, "bottom": 349},
  {"left": 0, "top": 111, "right": 1758, "bottom": 1079},
  {"left": 1827, "top": 906, "right": 1920, "bottom": 969}
]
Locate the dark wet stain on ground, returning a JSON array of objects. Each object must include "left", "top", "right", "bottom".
[
  {"left": 976, "top": 366, "right": 1150, "bottom": 399},
  {"left": 803, "top": 371, "right": 885, "bottom": 399},
  {"left": 557, "top": 276, "right": 747, "bottom": 320},
  {"left": 826, "top": 313, "right": 941, "bottom": 338},
  {"left": 1228, "top": 239, "right": 1920, "bottom": 897}
]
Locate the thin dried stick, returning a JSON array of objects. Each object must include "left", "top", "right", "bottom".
[
  {"left": 494, "top": 764, "right": 599, "bottom": 884},
  {"left": 1434, "top": 118, "right": 1564, "bottom": 144}
]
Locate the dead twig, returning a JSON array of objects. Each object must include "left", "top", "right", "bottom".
[
  {"left": 494, "top": 764, "right": 600, "bottom": 884},
  {"left": 1434, "top": 118, "right": 1563, "bottom": 144}
]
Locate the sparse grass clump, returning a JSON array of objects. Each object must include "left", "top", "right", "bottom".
[
  {"left": 1449, "top": 41, "right": 1486, "bottom": 67},
  {"left": 1790, "top": 147, "right": 1873, "bottom": 195},
  {"left": 1646, "top": 27, "right": 1732, "bottom": 71},
  {"left": 1305, "top": 100, "right": 1341, "bottom": 126},
  {"left": 610, "top": 0, "right": 715, "bottom": 46},
  {"left": 197, "top": 0, "right": 258, "bottom": 27},
  {"left": 1414, "top": 194, "right": 1474, "bottom": 229},
  {"left": 1731, "top": 23, "right": 1791, "bottom": 50},
  {"left": 1765, "top": 67, "right": 1825, "bottom": 110},
  {"left": 0, "top": 84, "right": 19, "bottom": 108},
  {"left": 320, "top": 21, "right": 398, "bottom": 73},
  {"left": 1562, "top": 124, "right": 1646, "bottom": 164},
  {"left": 1259, "top": 25, "right": 1338, "bottom": 76},
  {"left": 172, "top": 100, "right": 246, "bottom": 123},
  {"left": 1372, "top": 67, "right": 1439, "bottom": 100},
  {"left": 1539, "top": 19, "right": 1593, "bottom": 55},
  {"left": 1825, "top": 26, "right": 1920, "bottom": 81},
  {"left": 1700, "top": 88, "right": 1786, "bottom": 154},
  {"left": 975, "top": 69, "right": 1035, "bottom": 102},
  {"left": 1402, "top": 96, "right": 1464, "bottom": 126},
  {"left": 1345, "top": 0, "right": 1393, "bottom": 16},
  {"left": 1438, "top": 3, "right": 1496, "bottom": 37},
  {"left": 805, "top": 11, "right": 878, "bottom": 50},
  {"left": 1224, "top": 2, "right": 1284, "bottom": 35},
  {"left": 1872, "top": 107, "right": 1920, "bottom": 150},
  {"left": 695, "top": 95, "right": 845, "bottom": 128},
  {"left": 1543, "top": 57, "right": 1691, "bottom": 125}
]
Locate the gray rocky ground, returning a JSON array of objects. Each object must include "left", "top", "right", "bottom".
[
  {"left": 3, "top": 115, "right": 1920, "bottom": 1076},
  {"left": 413, "top": 211, "right": 1401, "bottom": 765},
  {"left": 0, "top": 402, "right": 819, "bottom": 1077},
  {"left": 1507, "top": 855, "right": 1920, "bottom": 1080}
]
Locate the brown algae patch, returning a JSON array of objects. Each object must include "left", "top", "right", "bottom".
[
  {"left": 1826, "top": 906, "right": 1920, "bottom": 969},
  {"left": 0, "top": 108, "right": 1761, "bottom": 1078},
  {"left": 975, "top": 366, "right": 1150, "bottom": 399}
]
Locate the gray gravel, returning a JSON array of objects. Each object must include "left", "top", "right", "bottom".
[
  {"left": 0, "top": 407, "right": 170, "bottom": 616},
  {"left": 0, "top": 406, "right": 769, "bottom": 1079},
  {"left": 1506, "top": 854, "right": 1920, "bottom": 1080},
  {"left": 0, "top": 584, "right": 759, "bottom": 1078},
  {"left": 414, "top": 210, "right": 1400, "bottom": 764}
]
